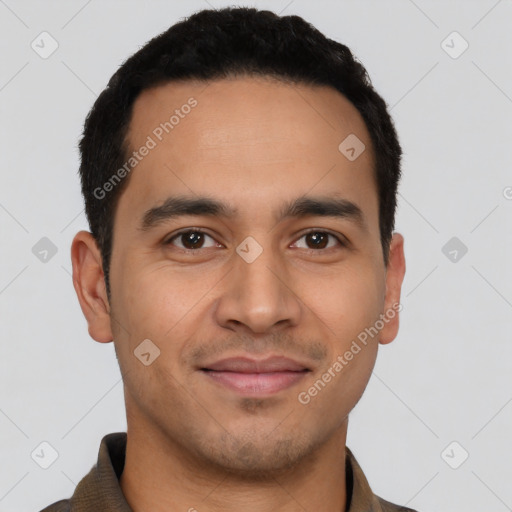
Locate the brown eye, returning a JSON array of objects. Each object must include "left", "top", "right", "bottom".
[
  {"left": 165, "top": 230, "right": 218, "bottom": 250},
  {"left": 292, "top": 230, "right": 344, "bottom": 251}
]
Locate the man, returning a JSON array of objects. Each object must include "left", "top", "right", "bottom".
[{"left": 42, "top": 6, "right": 411, "bottom": 511}]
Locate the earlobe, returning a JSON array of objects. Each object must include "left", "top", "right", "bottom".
[
  {"left": 379, "top": 232, "right": 406, "bottom": 345},
  {"left": 71, "top": 230, "right": 113, "bottom": 343}
]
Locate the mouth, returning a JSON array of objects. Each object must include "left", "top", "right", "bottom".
[{"left": 200, "top": 356, "right": 312, "bottom": 396}]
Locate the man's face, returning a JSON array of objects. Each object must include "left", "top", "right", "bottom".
[{"left": 84, "top": 77, "right": 404, "bottom": 475}]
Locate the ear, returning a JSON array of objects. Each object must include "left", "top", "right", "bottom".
[
  {"left": 71, "top": 230, "right": 113, "bottom": 343},
  {"left": 379, "top": 232, "right": 406, "bottom": 345}
]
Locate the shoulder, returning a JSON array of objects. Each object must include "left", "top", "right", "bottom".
[
  {"left": 39, "top": 499, "right": 70, "bottom": 512},
  {"left": 345, "top": 446, "right": 420, "bottom": 512},
  {"left": 376, "top": 495, "right": 419, "bottom": 512}
]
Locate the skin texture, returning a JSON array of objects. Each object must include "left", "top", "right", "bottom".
[{"left": 71, "top": 76, "right": 406, "bottom": 512}]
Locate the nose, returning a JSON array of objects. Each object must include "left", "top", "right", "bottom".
[{"left": 214, "top": 240, "right": 302, "bottom": 335}]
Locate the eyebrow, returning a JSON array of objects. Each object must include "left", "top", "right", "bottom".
[{"left": 139, "top": 194, "right": 367, "bottom": 233}]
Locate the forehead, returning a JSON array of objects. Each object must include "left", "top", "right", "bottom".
[
  {"left": 128, "top": 76, "right": 372, "bottom": 154},
  {"left": 118, "top": 76, "right": 377, "bottom": 232}
]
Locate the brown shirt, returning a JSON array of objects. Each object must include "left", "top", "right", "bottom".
[{"left": 40, "top": 432, "right": 418, "bottom": 512}]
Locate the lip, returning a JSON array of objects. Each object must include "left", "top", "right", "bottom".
[
  {"left": 203, "top": 356, "right": 310, "bottom": 373},
  {"left": 200, "top": 356, "right": 311, "bottom": 396}
]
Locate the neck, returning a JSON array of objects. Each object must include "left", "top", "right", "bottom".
[{"left": 119, "top": 417, "right": 349, "bottom": 512}]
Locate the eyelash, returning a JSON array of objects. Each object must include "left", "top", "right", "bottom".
[{"left": 163, "top": 228, "right": 347, "bottom": 254}]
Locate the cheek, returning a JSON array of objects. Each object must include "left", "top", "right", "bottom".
[
  {"left": 299, "top": 262, "right": 385, "bottom": 345},
  {"left": 113, "top": 263, "right": 220, "bottom": 345},
  {"left": 110, "top": 267, "right": 201, "bottom": 403}
]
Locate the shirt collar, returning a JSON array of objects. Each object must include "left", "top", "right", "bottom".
[
  {"left": 345, "top": 446, "right": 386, "bottom": 512},
  {"left": 69, "top": 432, "right": 132, "bottom": 511}
]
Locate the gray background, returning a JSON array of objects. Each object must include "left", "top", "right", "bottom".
[{"left": 1, "top": 0, "right": 511, "bottom": 510}]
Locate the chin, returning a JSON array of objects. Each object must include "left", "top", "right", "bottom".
[{"left": 191, "top": 429, "right": 319, "bottom": 479}]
